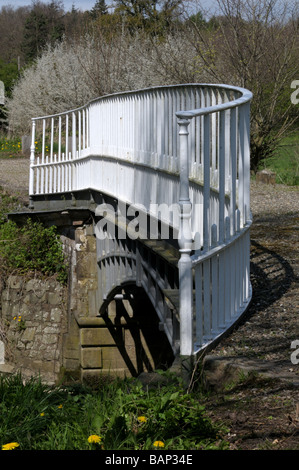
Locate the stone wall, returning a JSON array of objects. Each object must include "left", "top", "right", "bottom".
[{"left": 0, "top": 275, "right": 68, "bottom": 384}]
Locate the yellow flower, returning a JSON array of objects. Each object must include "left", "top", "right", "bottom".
[
  {"left": 40, "top": 412, "right": 45, "bottom": 416},
  {"left": 137, "top": 416, "right": 147, "bottom": 423},
  {"left": 88, "top": 434, "right": 102, "bottom": 444},
  {"left": 153, "top": 440, "right": 165, "bottom": 448},
  {"left": 2, "top": 442, "right": 20, "bottom": 450},
  {"left": 58, "top": 404, "right": 63, "bottom": 409}
]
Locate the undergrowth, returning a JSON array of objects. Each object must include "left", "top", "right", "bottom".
[
  {"left": 0, "top": 187, "right": 68, "bottom": 284},
  {"left": 0, "top": 372, "right": 228, "bottom": 451}
]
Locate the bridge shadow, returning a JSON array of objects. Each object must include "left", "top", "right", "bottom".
[
  {"left": 221, "top": 238, "right": 297, "bottom": 359},
  {"left": 101, "top": 285, "right": 175, "bottom": 377},
  {"left": 248, "top": 239, "right": 296, "bottom": 317}
]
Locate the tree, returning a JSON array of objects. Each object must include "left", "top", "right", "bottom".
[
  {"left": 186, "top": 0, "right": 299, "bottom": 171},
  {"left": 114, "top": 0, "right": 183, "bottom": 34},
  {"left": 90, "top": 0, "right": 108, "bottom": 18},
  {"left": 22, "top": 0, "right": 65, "bottom": 62}
]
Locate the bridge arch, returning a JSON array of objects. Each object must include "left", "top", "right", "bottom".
[
  {"left": 26, "top": 83, "right": 252, "bottom": 379},
  {"left": 97, "top": 283, "right": 176, "bottom": 376}
]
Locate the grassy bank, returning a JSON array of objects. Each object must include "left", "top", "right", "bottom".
[
  {"left": 0, "top": 372, "right": 228, "bottom": 451},
  {"left": 258, "top": 132, "right": 299, "bottom": 186}
]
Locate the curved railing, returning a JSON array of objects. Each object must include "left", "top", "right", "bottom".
[{"left": 29, "top": 83, "right": 253, "bottom": 357}]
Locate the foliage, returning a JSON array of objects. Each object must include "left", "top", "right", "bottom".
[
  {"left": 0, "top": 372, "right": 228, "bottom": 450},
  {"left": 0, "top": 60, "right": 19, "bottom": 99},
  {"left": 0, "top": 218, "right": 68, "bottom": 284},
  {"left": 258, "top": 132, "right": 299, "bottom": 186},
  {"left": 21, "top": 0, "right": 66, "bottom": 63},
  {"left": 0, "top": 136, "right": 22, "bottom": 159},
  {"left": 114, "top": 0, "right": 183, "bottom": 35},
  {"left": 0, "top": 186, "right": 20, "bottom": 225},
  {"left": 187, "top": 0, "right": 299, "bottom": 171}
]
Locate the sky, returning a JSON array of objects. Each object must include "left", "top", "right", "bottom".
[{"left": 0, "top": 0, "right": 220, "bottom": 15}]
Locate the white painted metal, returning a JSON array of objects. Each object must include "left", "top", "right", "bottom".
[{"left": 29, "top": 83, "right": 252, "bottom": 357}]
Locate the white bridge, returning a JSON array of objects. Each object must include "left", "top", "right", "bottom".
[{"left": 28, "top": 83, "right": 252, "bottom": 373}]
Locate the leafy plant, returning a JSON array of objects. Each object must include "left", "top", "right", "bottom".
[
  {"left": 0, "top": 218, "right": 68, "bottom": 284},
  {"left": 0, "top": 372, "right": 228, "bottom": 450}
]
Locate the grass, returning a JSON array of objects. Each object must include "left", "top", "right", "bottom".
[
  {"left": 0, "top": 372, "right": 228, "bottom": 451},
  {"left": 0, "top": 136, "right": 24, "bottom": 159},
  {"left": 258, "top": 132, "right": 299, "bottom": 186}
]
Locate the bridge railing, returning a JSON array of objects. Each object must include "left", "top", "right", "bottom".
[{"left": 29, "top": 83, "right": 253, "bottom": 358}]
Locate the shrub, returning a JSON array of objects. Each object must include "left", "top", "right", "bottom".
[{"left": 0, "top": 218, "right": 68, "bottom": 283}]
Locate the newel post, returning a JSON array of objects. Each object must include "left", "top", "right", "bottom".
[
  {"left": 29, "top": 119, "right": 36, "bottom": 208},
  {"left": 177, "top": 117, "right": 193, "bottom": 368}
]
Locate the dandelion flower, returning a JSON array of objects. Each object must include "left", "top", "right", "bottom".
[
  {"left": 137, "top": 416, "right": 147, "bottom": 423},
  {"left": 153, "top": 440, "right": 165, "bottom": 448},
  {"left": 2, "top": 442, "right": 20, "bottom": 450},
  {"left": 40, "top": 412, "right": 45, "bottom": 416},
  {"left": 88, "top": 434, "right": 102, "bottom": 444},
  {"left": 58, "top": 404, "right": 63, "bottom": 409}
]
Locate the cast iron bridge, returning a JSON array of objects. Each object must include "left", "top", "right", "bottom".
[{"left": 28, "top": 83, "right": 252, "bottom": 373}]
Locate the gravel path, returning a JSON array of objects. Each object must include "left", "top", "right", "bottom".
[{"left": 0, "top": 157, "right": 30, "bottom": 202}]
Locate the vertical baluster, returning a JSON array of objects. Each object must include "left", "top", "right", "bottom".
[
  {"left": 224, "top": 216, "right": 231, "bottom": 323},
  {"left": 212, "top": 90, "right": 217, "bottom": 182},
  {"left": 219, "top": 110, "right": 225, "bottom": 243},
  {"left": 41, "top": 153, "right": 44, "bottom": 194},
  {"left": 157, "top": 90, "right": 163, "bottom": 168},
  {"left": 49, "top": 151, "right": 53, "bottom": 194},
  {"left": 57, "top": 152, "right": 61, "bottom": 193},
  {"left": 42, "top": 119, "right": 46, "bottom": 162},
  {"left": 195, "top": 89, "right": 201, "bottom": 179},
  {"left": 72, "top": 112, "right": 76, "bottom": 160},
  {"left": 169, "top": 89, "right": 175, "bottom": 170},
  {"left": 83, "top": 109, "right": 86, "bottom": 152},
  {"left": 230, "top": 107, "right": 237, "bottom": 236},
  {"left": 50, "top": 117, "right": 54, "bottom": 163},
  {"left": 36, "top": 157, "right": 40, "bottom": 194},
  {"left": 235, "top": 209, "right": 241, "bottom": 309},
  {"left": 245, "top": 229, "right": 251, "bottom": 300},
  {"left": 29, "top": 119, "right": 36, "bottom": 197},
  {"left": 211, "top": 224, "right": 219, "bottom": 332},
  {"left": 203, "top": 114, "right": 210, "bottom": 251},
  {"left": 238, "top": 105, "right": 245, "bottom": 227},
  {"left": 53, "top": 154, "right": 56, "bottom": 193},
  {"left": 134, "top": 95, "right": 140, "bottom": 162},
  {"left": 45, "top": 155, "right": 48, "bottom": 194},
  {"left": 161, "top": 91, "right": 167, "bottom": 167},
  {"left": 203, "top": 257, "right": 211, "bottom": 339},
  {"left": 195, "top": 263, "right": 203, "bottom": 348},
  {"left": 244, "top": 102, "right": 251, "bottom": 224},
  {"left": 188, "top": 88, "right": 196, "bottom": 178},
  {"left": 78, "top": 110, "right": 81, "bottom": 158}
]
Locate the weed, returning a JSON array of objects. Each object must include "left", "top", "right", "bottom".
[
  {"left": 0, "top": 218, "right": 68, "bottom": 284},
  {"left": 0, "top": 373, "right": 228, "bottom": 450}
]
